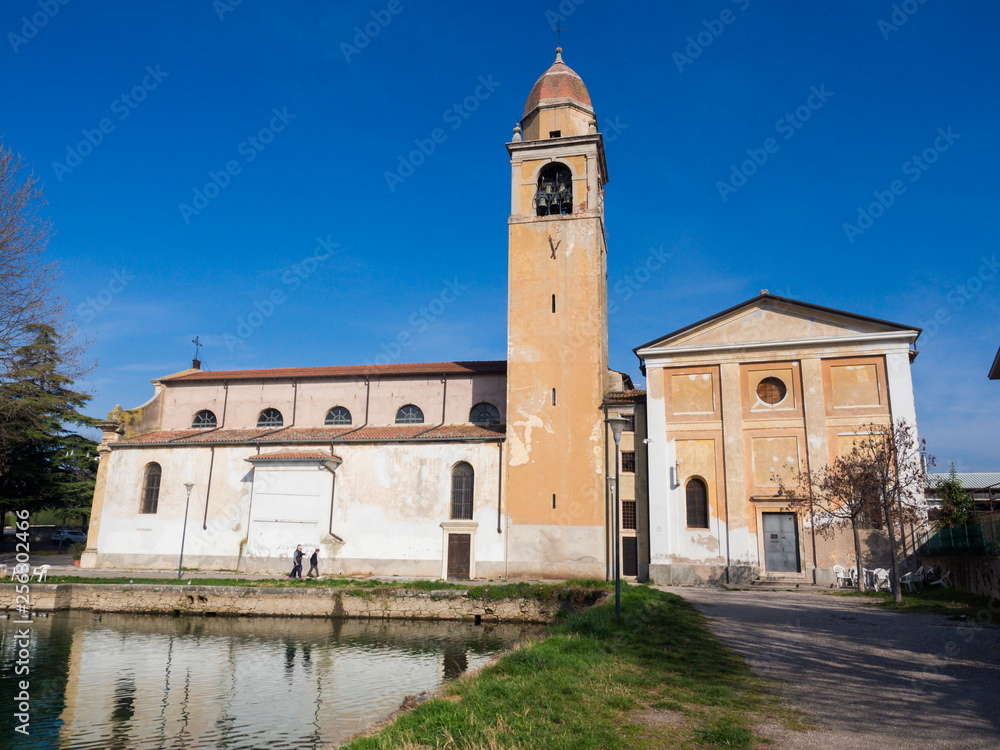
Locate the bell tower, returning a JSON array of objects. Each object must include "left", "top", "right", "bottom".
[{"left": 504, "top": 47, "right": 610, "bottom": 578}]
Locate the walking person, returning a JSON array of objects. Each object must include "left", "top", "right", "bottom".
[
  {"left": 289, "top": 544, "right": 304, "bottom": 579},
  {"left": 307, "top": 548, "right": 320, "bottom": 578}
]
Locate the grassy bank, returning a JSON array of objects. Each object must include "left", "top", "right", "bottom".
[
  {"left": 343, "top": 585, "right": 794, "bottom": 750},
  {"left": 829, "top": 587, "right": 1000, "bottom": 618}
]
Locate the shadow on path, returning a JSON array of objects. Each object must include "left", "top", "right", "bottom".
[{"left": 664, "top": 587, "right": 1000, "bottom": 750}]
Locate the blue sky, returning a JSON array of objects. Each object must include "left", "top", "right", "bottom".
[{"left": 3, "top": 0, "right": 997, "bottom": 469}]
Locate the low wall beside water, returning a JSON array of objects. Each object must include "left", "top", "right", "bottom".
[{"left": 2, "top": 583, "right": 601, "bottom": 623}]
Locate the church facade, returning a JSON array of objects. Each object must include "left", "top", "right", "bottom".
[{"left": 83, "top": 49, "right": 923, "bottom": 583}]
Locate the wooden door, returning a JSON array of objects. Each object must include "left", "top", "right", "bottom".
[{"left": 447, "top": 534, "right": 471, "bottom": 580}]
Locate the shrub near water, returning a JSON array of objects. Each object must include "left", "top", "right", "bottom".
[{"left": 345, "top": 586, "right": 773, "bottom": 750}]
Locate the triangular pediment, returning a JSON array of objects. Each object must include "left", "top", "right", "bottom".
[{"left": 636, "top": 295, "right": 918, "bottom": 355}]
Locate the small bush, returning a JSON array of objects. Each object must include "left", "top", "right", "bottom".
[{"left": 68, "top": 542, "right": 86, "bottom": 560}]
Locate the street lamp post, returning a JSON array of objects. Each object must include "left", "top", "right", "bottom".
[
  {"left": 606, "top": 416, "right": 629, "bottom": 618},
  {"left": 177, "top": 482, "right": 195, "bottom": 580}
]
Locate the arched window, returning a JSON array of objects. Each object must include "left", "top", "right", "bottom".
[
  {"left": 395, "top": 404, "right": 424, "bottom": 424},
  {"left": 686, "top": 478, "right": 709, "bottom": 529},
  {"left": 535, "top": 163, "right": 573, "bottom": 216},
  {"left": 257, "top": 408, "right": 283, "bottom": 428},
  {"left": 140, "top": 463, "right": 162, "bottom": 514},
  {"left": 192, "top": 409, "right": 217, "bottom": 428},
  {"left": 469, "top": 402, "right": 501, "bottom": 425},
  {"left": 325, "top": 406, "right": 352, "bottom": 426},
  {"left": 451, "top": 462, "right": 474, "bottom": 519}
]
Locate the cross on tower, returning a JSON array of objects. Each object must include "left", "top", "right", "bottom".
[
  {"left": 192, "top": 336, "right": 202, "bottom": 360},
  {"left": 551, "top": 19, "right": 567, "bottom": 48}
]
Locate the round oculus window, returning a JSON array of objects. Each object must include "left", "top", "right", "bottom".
[{"left": 756, "top": 377, "right": 787, "bottom": 405}]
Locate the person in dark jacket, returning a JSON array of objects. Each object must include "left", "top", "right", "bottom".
[
  {"left": 290, "top": 545, "right": 304, "bottom": 579},
  {"left": 307, "top": 548, "right": 320, "bottom": 577}
]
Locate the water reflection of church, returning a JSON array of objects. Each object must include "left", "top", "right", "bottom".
[{"left": 52, "top": 615, "right": 532, "bottom": 748}]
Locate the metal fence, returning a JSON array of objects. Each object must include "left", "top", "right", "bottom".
[{"left": 917, "top": 517, "right": 1000, "bottom": 557}]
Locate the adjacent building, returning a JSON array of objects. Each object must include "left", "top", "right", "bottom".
[{"left": 635, "top": 293, "right": 923, "bottom": 586}]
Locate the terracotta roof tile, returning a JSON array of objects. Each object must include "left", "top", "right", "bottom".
[
  {"left": 248, "top": 451, "right": 338, "bottom": 462},
  {"left": 160, "top": 360, "right": 506, "bottom": 383},
  {"left": 523, "top": 54, "right": 592, "bottom": 118},
  {"left": 604, "top": 390, "right": 647, "bottom": 404},
  {"left": 116, "top": 424, "right": 505, "bottom": 446}
]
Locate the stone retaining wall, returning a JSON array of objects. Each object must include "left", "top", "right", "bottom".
[{"left": 1, "top": 583, "right": 597, "bottom": 623}]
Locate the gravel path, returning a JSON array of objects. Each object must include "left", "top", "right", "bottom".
[{"left": 664, "top": 587, "right": 1000, "bottom": 749}]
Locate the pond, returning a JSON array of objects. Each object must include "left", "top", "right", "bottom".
[{"left": 0, "top": 613, "right": 540, "bottom": 749}]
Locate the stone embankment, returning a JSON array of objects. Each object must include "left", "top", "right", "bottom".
[{"left": 2, "top": 583, "right": 596, "bottom": 623}]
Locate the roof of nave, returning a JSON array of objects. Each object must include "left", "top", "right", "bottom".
[
  {"left": 604, "top": 390, "right": 647, "bottom": 405},
  {"left": 159, "top": 360, "right": 507, "bottom": 384},
  {"left": 114, "top": 423, "right": 506, "bottom": 446}
]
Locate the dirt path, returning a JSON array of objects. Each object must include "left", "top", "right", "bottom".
[{"left": 664, "top": 587, "right": 1000, "bottom": 749}]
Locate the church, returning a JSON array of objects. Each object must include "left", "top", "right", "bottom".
[{"left": 83, "top": 48, "right": 923, "bottom": 585}]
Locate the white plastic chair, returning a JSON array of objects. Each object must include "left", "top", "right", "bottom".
[
  {"left": 848, "top": 565, "right": 858, "bottom": 587},
  {"left": 834, "top": 565, "right": 849, "bottom": 588},
  {"left": 873, "top": 568, "right": 892, "bottom": 592},
  {"left": 929, "top": 570, "right": 952, "bottom": 588},
  {"left": 32, "top": 564, "right": 51, "bottom": 582},
  {"left": 900, "top": 570, "right": 918, "bottom": 593}
]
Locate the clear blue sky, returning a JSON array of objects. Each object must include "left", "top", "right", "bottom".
[{"left": 3, "top": 0, "right": 997, "bottom": 470}]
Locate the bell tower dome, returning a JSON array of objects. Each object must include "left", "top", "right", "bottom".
[
  {"left": 520, "top": 47, "right": 595, "bottom": 141},
  {"left": 503, "top": 48, "right": 610, "bottom": 579}
]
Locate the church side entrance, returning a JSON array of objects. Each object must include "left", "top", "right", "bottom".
[
  {"left": 761, "top": 512, "right": 800, "bottom": 573},
  {"left": 447, "top": 534, "right": 471, "bottom": 580}
]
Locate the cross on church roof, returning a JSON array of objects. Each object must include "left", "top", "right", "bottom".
[{"left": 551, "top": 19, "right": 567, "bottom": 49}]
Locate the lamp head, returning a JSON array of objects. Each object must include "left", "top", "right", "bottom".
[
  {"left": 183, "top": 482, "right": 195, "bottom": 493},
  {"left": 606, "top": 416, "right": 629, "bottom": 446}
]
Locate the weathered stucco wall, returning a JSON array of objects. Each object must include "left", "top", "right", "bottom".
[
  {"left": 4, "top": 583, "right": 599, "bottom": 623},
  {"left": 641, "top": 297, "right": 922, "bottom": 586},
  {"left": 88, "top": 440, "right": 505, "bottom": 577}
]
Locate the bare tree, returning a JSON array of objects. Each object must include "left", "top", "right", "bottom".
[
  {"left": 852, "top": 419, "right": 927, "bottom": 604},
  {"left": 779, "top": 449, "right": 881, "bottom": 592},
  {"left": 0, "top": 145, "right": 62, "bottom": 368},
  {"left": 779, "top": 419, "right": 928, "bottom": 600},
  {"left": 0, "top": 143, "right": 90, "bottom": 462}
]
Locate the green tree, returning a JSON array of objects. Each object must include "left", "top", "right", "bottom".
[
  {"left": 936, "top": 462, "right": 974, "bottom": 528},
  {"left": 0, "top": 323, "right": 97, "bottom": 516}
]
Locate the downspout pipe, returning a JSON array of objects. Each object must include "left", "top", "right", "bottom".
[
  {"left": 603, "top": 403, "right": 611, "bottom": 582},
  {"left": 497, "top": 441, "right": 503, "bottom": 534},
  {"left": 239, "top": 445, "right": 260, "bottom": 573},
  {"left": 329, "top": 376, "right": 371, "bottom": 440},
  {"left": 412, "top": 374, "right": 447, "bottom": 438},
  {"left": 202, "top": 446, "right": 215, "bottom": 530},
  {"left": 318, "top": 462, "right": 345, "bottom": 543}
]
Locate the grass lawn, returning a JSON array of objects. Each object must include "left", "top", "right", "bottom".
[
  {"left": 828, "top": 586, "right": 1000, "bottom": 619},
  {"left": 343, "top": 585, "right": 801, "bottom": 750}
]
